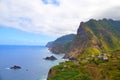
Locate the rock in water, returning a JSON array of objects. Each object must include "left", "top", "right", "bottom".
[
  {"left": 10, "top": 65, "right": 21, "bottom": 69},
  {"left": 44, "top": 55, "right": 57, "bottom": 60}
]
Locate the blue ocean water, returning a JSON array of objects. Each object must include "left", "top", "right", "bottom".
[{"left": 0, "top": 45, "right": 65, "bottom": 80}]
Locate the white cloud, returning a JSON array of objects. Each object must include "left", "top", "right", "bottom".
[
  {"left": 94, "top": 7, "right": 120, "bottom": 20},
  {"left": 0, "top": 0, "right": 120, "bottom": 37}
]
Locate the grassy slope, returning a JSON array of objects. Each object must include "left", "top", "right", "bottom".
[
  {"left": 48, "top": 50, "right": 120, "bottom": 80},
  {"left": 47, "top": 19, "right": 120, "bottom": 80},
  {"left": 66, "top": 19, "right": 120, "bottom": 58},
  {"left": 85, "top": 19, "right": 120, "bottom": 52}
]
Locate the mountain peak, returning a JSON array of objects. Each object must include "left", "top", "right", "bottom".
[{"left": 65, "top": 19, "right": 120, "bottom": 58}]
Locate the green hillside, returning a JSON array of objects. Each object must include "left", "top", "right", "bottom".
[
  {"left": 65, "top": 19, "right": 120, "bottom": 58},
  {"left": 46, "top": 34, "right": 75, "bottom": 54},
  {"left": 47, "top": 19, "right": 120, "bottom": 80}
]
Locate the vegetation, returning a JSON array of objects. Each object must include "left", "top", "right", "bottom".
[
  {"left": 48, "top": 50, "right": 120, "bottom": 80},
  {"left": 47, "top": 19, "right": 120, "bottom": 80},
  {"left": 65, "top": 19, "right": 120, "bottom": 58},
  {"left": 46, "top": 34, "right": 76, "bottom": 54}
]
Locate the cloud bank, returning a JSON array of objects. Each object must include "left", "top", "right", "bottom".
[{"left": 0, "top": 0, "right": 120, "bottom": 36}]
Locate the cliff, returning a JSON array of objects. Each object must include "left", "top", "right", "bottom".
[
  {"left": 46, "top": 34, "right": 75, "bottom": 54},
  {"left": 65, "top": 19, "right": 120, "bottom": 58},
  {"left": 47, "top": 19, "right": 120, "bottom": 80}
]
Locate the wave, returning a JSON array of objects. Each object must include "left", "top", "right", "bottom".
[{"left": 5, "top": 68, "right": 10, "bottom": 70}]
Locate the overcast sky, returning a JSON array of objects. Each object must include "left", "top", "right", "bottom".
[{"left": 0, "top": 0, "right": 120, "bottom": 45}]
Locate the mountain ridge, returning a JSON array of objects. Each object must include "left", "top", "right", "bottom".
[
  {"left": 46, "top": 34, "right": 76, "bottom": 54},
  {"left": 64, "top": 18, "right": 120, "bottom": 58},
  {"left": 47, "top": 18, "right": 120, "bottom": 80}
]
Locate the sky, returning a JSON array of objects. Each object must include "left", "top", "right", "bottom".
[{"left": 0, "top": 0, "right": 120, "bottom": 45}]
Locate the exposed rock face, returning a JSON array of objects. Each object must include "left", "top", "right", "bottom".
[
  {"left": 47, "top": 19, "right": 120, "bottom": 80},
  {"left": 47, "top": 19, "right": 120, "bottom": 58},
  {"left": 46, "top": 34, "right": 76, "bottom": 54},
  {"left": 47, "top": 68, "right": 56, "bottom": 80},
  {"left": 65, "top": 19, "right": 120, "bottom": 58}
]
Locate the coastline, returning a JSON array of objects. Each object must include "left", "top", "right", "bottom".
[{"left": 0, "top": 45, "right": 65, "bottom": 80}]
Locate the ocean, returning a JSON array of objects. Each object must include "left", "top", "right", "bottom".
[{"left": 0, "top": 45, "right": 65, "bottom": 80}]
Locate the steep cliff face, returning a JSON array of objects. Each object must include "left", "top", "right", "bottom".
[
  {"left": 46, "top": 34, "right": 76, "bottom": 54},
  {"left": 47, "top": 19, "right": 120, "bottom": 80},
  {"left": 65, "top": 19, "right": 120, "bottom": 58}
]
